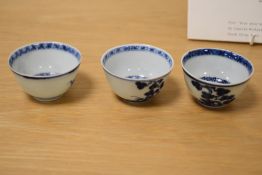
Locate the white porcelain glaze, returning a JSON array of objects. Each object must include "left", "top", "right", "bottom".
[
  {"left": 184, "top": 54, "right": 250, "bottom": 84},
  {"left": 181, "top": 48, "right": 254, "bottom": 108},
  {"left": 101, "top": 44, "right": 174, "bottom": 102},
  {"left": 8, "top": 41, "right": 81, "bottom": 101}
]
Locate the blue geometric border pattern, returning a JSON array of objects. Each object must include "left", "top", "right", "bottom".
[
  {"left": 183, "top": 49, "right": 253, "bottom": 74},
  {"left": 103, "top": 45, "right": 173, "bottom": 67},
  {"left": 9, "top": 42, "right": 81, "bottom": 66}
]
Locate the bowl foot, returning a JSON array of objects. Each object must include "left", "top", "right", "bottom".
[
  {"left": 117, "top": 96, "right": 153, "bottom": 104},
  {"left": 197, "top": 101, "right": 226, "bottom": 109},
  {"left": 33, "top": 95, "right": 62, "bottom": 102}
]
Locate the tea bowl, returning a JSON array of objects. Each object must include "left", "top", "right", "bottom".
[
  {"left": 8, "top": 41, "right": 81, "bottom": 101},
  {"left": 181, "top": 48, "right": 254, "bottom": 108},
  {"left": 101, "top": 44, "right": 174, "bottom": 102}
]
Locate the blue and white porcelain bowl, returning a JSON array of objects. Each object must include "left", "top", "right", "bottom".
[
  {"left": 181, "top": 48, "right": 254, "bottom": 108},
  {"left": 8, "top": 41, "right": 81, "bottom": 101},
  {"left": 101, "top": 44, "right": 174, "bottom": 102}
]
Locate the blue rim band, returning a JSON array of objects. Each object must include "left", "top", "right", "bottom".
[
  {"left": 9, "top": 42, "right": 81, "bottom": 79},
  {"left": 102, "top": 45, "right": 173, "bottom": 68},
  {"left": 182, "top": 48, "right": 253, "bottom": 74},
  {"left": 9, "top": 42, "right": 81, "bottom": 66}
]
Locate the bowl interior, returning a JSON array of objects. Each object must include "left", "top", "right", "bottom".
[
  {"left": 9, "top": 42, "right": 81, "bottom": 77},
  {"left": 182, "top": 49, "right": 253, "bottom": 85},
  {"left": 102, "top": 45, "right": 173, "bottom": 80}
]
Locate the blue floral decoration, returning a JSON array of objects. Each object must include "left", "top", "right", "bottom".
[
  {"left": 191, "top": 80, "right": 235, "bottom": 107},
  {"left": 70, "top": 79, "right": 75, "bottom": 86},
  {"left": 200, "top": 76, "right": 230, "bottom": 84},
  {"left": 126, "top": 75, "right": 147, "bottom": 80},
  {"left": 132, "top": 79, "right": 165, "bottom": 102}
]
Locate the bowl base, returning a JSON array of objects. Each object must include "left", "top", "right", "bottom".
[
  {"left": 33, "top": 95, "right": 62, "bottom": 102},
  {"left": 197, "top": 101, "right": 226, "bottom": 109},
  {"left": 117, "top": 96, "right": 152, "bottom": 104}
]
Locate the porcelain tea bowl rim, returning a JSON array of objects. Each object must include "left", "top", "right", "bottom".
[
  {"left": 101, "top": 43, "right": 174, "bottom": 82},
  {"left": 181, "top": 48, "right": 254, "bottom": 87},
  {"left": 8, "top": 41, "right": 82, "bottom": 79}
]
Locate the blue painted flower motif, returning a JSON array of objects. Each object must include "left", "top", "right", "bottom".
[
  {"left": 126, "top": 75, "right": 147, "bottom": 80},
  {"left": 70, "top": 79, "right": 75, "bottom": 86},
  {"left": 191, "top": 80, "right": 235, "bottom": 107},
  {"left": 34, "top": 72, "right": 57, "bottom": 76},
  {"left": 136, "top": 82, "right": 148, "bottom": 90},
  {"left": 133, "top": 79, "right": 164, "bottom": 102},
  {"left": 35, "top": 72, "right": 53, "bottom": 76},
  {"left": 200, "top": 76, "right": 230, "bottom": 84}
]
